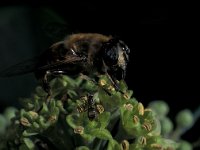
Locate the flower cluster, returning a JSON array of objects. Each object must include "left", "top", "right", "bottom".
[{"left": 0, "top": 75, "right": 179, "bottom": 150}]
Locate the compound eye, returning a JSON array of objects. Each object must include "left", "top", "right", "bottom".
[
  {"left": 123, "top": 46, "right": 130, "bottom": 54},
  {"left": 102, "top": 40, "right": 119, "bottom": 66},
  {"left": 119, "top": 41, "right": 130, "bottom": 54}
]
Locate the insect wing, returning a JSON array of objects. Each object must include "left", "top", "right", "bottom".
[
  {"left": 0, "top": 57, "right": 39, "bottom": 77},
  {"left": 36, "top": 55, "right": 84, "bottom": 71}
]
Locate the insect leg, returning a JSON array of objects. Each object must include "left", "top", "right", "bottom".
[
  {"left": 105, "top": 73, "right": 124, "bottom": 94},
  {"left": 102, "top": 60, "right": 124, "bottom": 94},
  {"left": 42, "top": 70, "right": 67, "bottom": 103},
  {"left": 79, "top": 73, "right": 96, "bottom": 83},
  {"left": 79, "top": 73, "right": 112, "bottom": 95},
  {"left": 42, "top": 71, "right": 52, "bottom": 103}
]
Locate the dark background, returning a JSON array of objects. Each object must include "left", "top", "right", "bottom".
[{"left": 0, "top": 1, "right": 199, "bottom": 144}]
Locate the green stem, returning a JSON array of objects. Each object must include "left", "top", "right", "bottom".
[
  {"left": 172, "top": 106, "right": 200, "bottom": 139},
  {"left": 193, "top": 137, "right": 200, "bottom": 148},
  {"left": 170, "top": 126, "right": 183, "bottom": 141}
]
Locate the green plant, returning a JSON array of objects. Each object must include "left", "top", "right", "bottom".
[{"left": 1, "top": 74, "right": 196, "bottom": 150}]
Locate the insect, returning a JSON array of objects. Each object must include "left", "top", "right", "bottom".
[
  {"left": 77, "top": 94, "right": 104, "bottom": 121},
  {"left": 0, "top": 33, "right": 130, "bottom": 98}
]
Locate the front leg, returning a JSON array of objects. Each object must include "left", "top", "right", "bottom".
[
  {"left": 101, "top": 60, "right": 124, "bottom": 94},
  {"left": 42, "top": 70, "right": 67, "bottom": 103},
  {"left": 105, "top": 72, "right": 125, "bottom": 94}
]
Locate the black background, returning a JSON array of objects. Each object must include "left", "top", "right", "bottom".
[{"left": 0, "top": 1, "right": 199, "bottom": 144}]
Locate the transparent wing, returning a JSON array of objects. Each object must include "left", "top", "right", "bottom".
[
  {"left": 0, "top": 57, "right": 39, "bottom": 77},
  {"left": 37, "top": 55, "right": 84, "bottom": 71},
  {"left": 0, "top": 55, "right": 84, "bottom": 77}
]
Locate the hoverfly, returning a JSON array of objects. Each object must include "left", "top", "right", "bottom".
[
  {"left": 0, "top": 33, "right": 130, "bottom": 99},
  {"left": 77, "top": 94, "right": 104, "bottom": 121}
]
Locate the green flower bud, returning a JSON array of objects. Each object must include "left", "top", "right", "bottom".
[
  {"left": 35, "top": 86, "right": 46, "bottom": 96},
  {"left": 75, "top": 146, "right": 90, "bottom": 150},
  {"left": 178, "top": 140, "right": 192, "bottom": 150},
  {"left": 20, "top": 117, "right": 31, "bottom": 127},
  {"left": 148, "top": 101, "right": 169, "bottom": 119},
  {"left": 28, "top": 111, "right": 38, "bottom": 120},
  {"left": 23, "top": 138, "right": 35, "bottom": 149},
  {"left": 74, "top": 126, "right": 84, "bottom": 135},
  {"left": 0, "top": 114, "right": 7, "bottom": 135},
  {"left": 0, "top": 75, "right": 181, "bottom": 149},
  {"left": 3, "top": 107, "right": 17, "bottom": 122},
  {"left": 176, "top": 109, "right": 194, "bottom": 128},
  {"left": 160, "top": 117, "right": 173, "bottom": 135},
  {"left": 38, "top": 116, "right": 50, "bottom": 129},
  {"left": 121, "top": 140, "right": 129, "bottom": 150},
  {"left": 32, "top": 122, "right": 40, "bottom": 129},
  {"left": 56, "top": 101, "right": 66, "bottom": 113}
]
